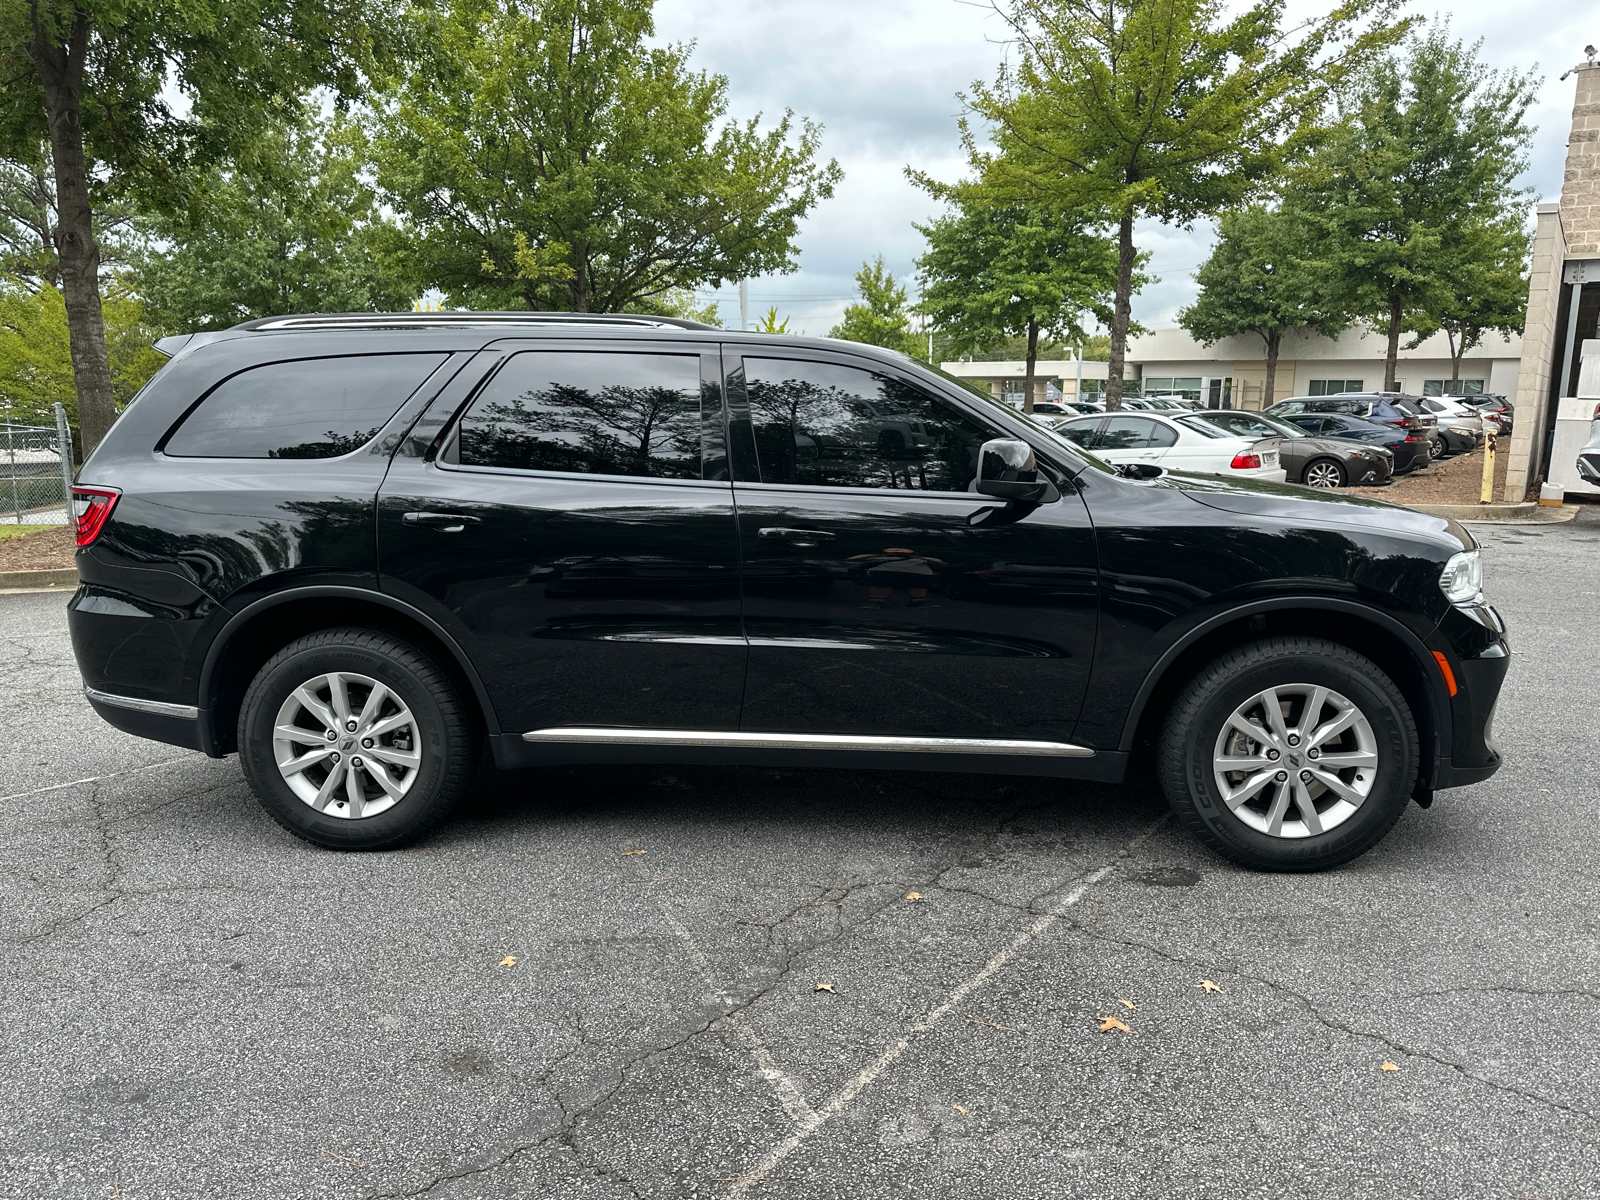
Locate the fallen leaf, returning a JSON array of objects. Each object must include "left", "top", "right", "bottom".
[
  {"left": 1118, "top": 998, "right": 1136, "bottom": 1011},
  {"left": 1380, "top": 1061, "right": 1400, "bottom": 1072},
  {"left": 498, "top": 955, "right": 517, "bottom": 967},
  {"left": 814, "top": 982, "right": 836, "bottom": 994},
  {"left": 1097, "top": 1016, "right": 1131, "bottom": 1034},
  {"left": 952, "top": 1104, "right": 968, "bottom": 1115},
  {"left": 1197, "top": 979, "right": 1224, "bottom": 994},
  {"left": 620, "top": 849, "right": 646, "bottom": 856},
  {"left": 320, "top": 1147, "right": 363, "bottom": 1167},
  {"left": 904, "top": 892, "right": 924, "bottom": 901},
  {"left": 966, "top": 1015, "right": 1016, "bottom": 1032}
]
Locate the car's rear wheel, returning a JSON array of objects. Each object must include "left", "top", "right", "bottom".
[
  {"left": 1158, "top": 637, "right": 1417, "bottom": 872},
  {"left": 238, "top": 627, "right": 474, "bottom": 849},
  {"left": 1303, "top": 458, "right": 1345, "bottom": 489}
]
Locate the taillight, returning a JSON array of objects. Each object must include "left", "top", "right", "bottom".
[
  {"left": 1404, "top": 433, "right": 1427, "bottom": 442},
  {"left": 1229, "top": 452, "right": 1262, "bottom": 469},
  {"left": 1382, "top": 417, "right": 1407, "bottom": 425},
  {"left": 70, "top": 486, "right": 120, "bottom": 547},
  {"left": 1593, "top": 403, "right": 1600, "bottom": 421}
]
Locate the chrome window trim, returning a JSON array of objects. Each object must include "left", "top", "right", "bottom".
[
  {"left": 84, "top": 686, "right": 200, "bottom": 721},
  {"left": 521, "top": 727, "right": 1094, "bottom": 757}
]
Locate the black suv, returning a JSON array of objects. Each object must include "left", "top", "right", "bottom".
[{"left": 68, "top": 314, "right": 1508, "bottom": 871}]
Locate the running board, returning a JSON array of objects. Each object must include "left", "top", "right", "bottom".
[{"left": 520, "top": 727, "right": 1095, "bottom": 757}]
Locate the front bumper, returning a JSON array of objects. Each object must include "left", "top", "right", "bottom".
[{"left": 1431, "top": 602, "right": 1509, "bottom": 789}]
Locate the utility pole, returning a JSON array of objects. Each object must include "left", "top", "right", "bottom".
[{"left": 739, "top": 279, "right": 749, "bottom": 331}]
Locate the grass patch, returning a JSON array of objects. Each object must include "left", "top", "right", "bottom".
[{"left": 0, "top": 525, "right": 53, "bottom": 542}]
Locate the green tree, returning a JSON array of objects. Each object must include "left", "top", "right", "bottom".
[
  {"left": 755, "top": 306, "right": 791, "bottom": 333},
  {"left": 1406, "top": 216, "right": 1528, "bottom": 390},
  {"left": 624, "top": 288, "right": 724, "bottom": 326},
  {"left": 1178, "top": 205, "right": 1346, "bottom": 407},
  {"left": 914, "top": 198, "right": 1119, "bottom": 411},
  {"left": 0, "top": 283, "right": 163, "bottom": 431},
  {"left": 132, "top": 115, "right": 414, "bottom": 331},
  {"left": 0, "top": 148, "right": 139, "bottom": 292},
  {"left": 369, "top": 0, "right": 840, "bottom": 315},
  {"left": 964, "top": 0, "right": 1407, "bottom": 409},
  {"left": 829, "top": 259, "right": 921, "bottom": 357},
  {"left": 1, "top": 0, "right": 401, "bottom": 452},
  {"left": 1291, "top": 29, "right": 1538, "bottom": 390}
]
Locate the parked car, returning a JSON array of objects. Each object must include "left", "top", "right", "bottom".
[
  {"left": 69, "top": 312, "right": 1507, "bottom": 873},
  {"left": 1577, "top": 402, "right": 1600, "bottom": 486},
  {"left": 1273, "top": 411, "right": 1429, "bottom": 475},
  {"left": 1179, "top": 410, "right": 1392, "bottom": 488},
  {"left": 1269, "top": 395, "right": 1438, "bottom": 459},
  {"left": 1045, "top": 411, "right": 1288, "bottom": 481},
  {"left": 1417, "top": 397, "right": 1488, "bottom": 456},
  {"left": 1455, "top": 394, "right": 1513, "bottom": 435},
  {"left": 1021, "top": 400, "right": 1102, "bottom": 418}
]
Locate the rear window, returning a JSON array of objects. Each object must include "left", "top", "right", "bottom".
[{"left": 167, "top": 354, "right": 446, "bottom": 458}]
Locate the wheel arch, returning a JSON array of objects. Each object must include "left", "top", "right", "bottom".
[
  {"left": 1118, "top": 599, "right": 1449, "bottom": 784},
  {"left": 199, "top": 586, "right": 500, "bottom": 756}
]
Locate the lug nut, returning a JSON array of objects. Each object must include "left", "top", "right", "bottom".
[
  {"left": 362, "top": 738, "right": 373, "bottom": 748},
  {"left": 352, "top": 757, "right": 363, "bottom": 768},
  {"left": 1307, "top": 748, "right": 1320, "bottom": 760},
  {"left": 325, "top": 729, "right": 337, "bottom": 741},
  {"left": 1266, "top": 748, "right": 1280, "bottom": 761},
  {"left": 1286, "top": 734, "right": 1301, "bottom": 747},
  {"left": 330, "top": 753, "right": 340, "bottom": 763},
  {"left": 1274, "top": 771, "right": 1288, "bottom": 782},
  {"left": 1300, "top": 769, "right": 1312, "bottom": 782},
  {"left": 346, "top": 719, "right": 358, "bottom": 731}
]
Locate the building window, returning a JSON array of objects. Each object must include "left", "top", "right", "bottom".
[
  {"left": 1140, "top": 376, "right": 1203, "bottom": 400},
  {"left": 1423, "top": 379, "right": 1485, "bottom": 396},
  {"left": 1308, "top": 379, "right": 1364, "bottom": 396}
]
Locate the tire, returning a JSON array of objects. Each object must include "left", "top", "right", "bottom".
[
  {"left": 1157, "top": 636, "right": 1418, "bottom": 872},
  {"left": 237, "top": 627, "right": 475, "bottom": 850},
  {"left": 1302, "top": 458, "right": 1345, "bottom": 489},
  {"left": 1428, "top": 434, "right": 1446, "bottom": 460}
]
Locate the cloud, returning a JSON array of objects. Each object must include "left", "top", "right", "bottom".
[{"left": 654, "top": 0, "right": 1584, "bottom": 336}]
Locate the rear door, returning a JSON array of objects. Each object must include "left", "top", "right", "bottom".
[{"left": 376, "top": 340, "right": 746, "bottom": 737}]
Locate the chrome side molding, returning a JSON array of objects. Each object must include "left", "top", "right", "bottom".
[
  {"left": 83, "top": 685, "right": 200, "bottom": 721},
  {"left": 520, "top": 727, "right": 1095, "bottom": 757}
]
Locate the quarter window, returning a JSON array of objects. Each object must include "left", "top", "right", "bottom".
[
  {"left": 455, "top": 352, "right": 703, "bottom": 479},
  {"left": 745, "top": 357, "right": 993, "bottom": 491},
  {"left": 166, "top": 354, "right": 447, "bottom": 459},
  {"left": 1099, "top": 416, "right": 1164, "bottom": 449}
]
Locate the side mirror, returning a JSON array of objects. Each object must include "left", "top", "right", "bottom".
[{"left": 975, "top": 438, "right": 1059, "bottom": 504}]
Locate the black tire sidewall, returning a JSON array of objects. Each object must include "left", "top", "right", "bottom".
[
  {"left": 1305, "top": 458, "right": 1344, "bottom": 488},
  {"left": 1172, "top": 649, "right": 1414, "bottom": 871},
  {"left": 239, "top": 638, "right": 464, "bottom": 849}
]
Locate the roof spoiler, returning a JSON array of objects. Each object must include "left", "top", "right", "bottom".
[{"left": 152, "top": 331, "right": 228, "bottom": 359}]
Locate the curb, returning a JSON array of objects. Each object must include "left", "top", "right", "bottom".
[
  {"left": 1405, "top": 501, "right": 1581, "bottom": 523},
  {"left": 0, "top": 567, "right": 79, "bottom": 592}
]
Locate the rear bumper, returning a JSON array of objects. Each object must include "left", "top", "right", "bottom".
[{"left": 83, "top": 687, "right": 212, "bottom": 754}]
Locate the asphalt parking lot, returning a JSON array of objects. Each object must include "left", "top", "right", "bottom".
[{"left": 3, "top": 509, "right": 1598, "bottom": 1200}]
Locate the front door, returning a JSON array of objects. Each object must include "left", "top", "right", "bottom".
[
  {"left": 377, "top": 341, "right": 745, "bottom": 736},
  {"left": 727, "top": 350, "right": 1099, "bottom": 743}
]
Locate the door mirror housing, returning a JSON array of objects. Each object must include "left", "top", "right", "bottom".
[{"left": 975, "top": 439, "right": 1059, "bottom": 504}]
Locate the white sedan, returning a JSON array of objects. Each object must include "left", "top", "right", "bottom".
[{"left": 1043, "top": 410, "right": 1287, "bottom": 481}]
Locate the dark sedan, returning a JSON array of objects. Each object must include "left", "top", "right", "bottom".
[
  {"left": 1273, "top": 411, "right": 1428, "bottom": 475},
  {"left": 1179, "top": 410, "right": 1392, "bottom": 488}
]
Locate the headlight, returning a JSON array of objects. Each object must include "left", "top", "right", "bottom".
[{"left": 1439, "top": 549, "right": 1483, "bottom": 604}]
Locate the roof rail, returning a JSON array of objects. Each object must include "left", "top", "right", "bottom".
[{"left": 231, "top": 311, "right": 718, "bottom": 333}]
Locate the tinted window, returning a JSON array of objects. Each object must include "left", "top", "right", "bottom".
[
  {"left": 1051, "top": 418, "right": 1103, "bottom": 448},
  {"left": 745, "top": 357, "right": 994, "bottom": 490},
  {"left": 1099, "top": 416, "right": 1161, "bottom": 449},
  {"left": 1148, "top": 422, "right": 1178, "bottom": 447},
  {"left": 456, "top": 352, "right": 703, "bottom": 479},
  {"left": 167, "top": 354, "right": 446, "bottom": 458},
  {"left": 1285, "top": 415, "right": 1328, "bottom": 434}
]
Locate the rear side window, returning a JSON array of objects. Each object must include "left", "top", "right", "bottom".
[
  {"left": 166, "top": 354, "right": 446, "bottom": 458},
  {"left": 455, "top": 351, "right": 703, "bottom": 479},
  {"left": 1099, "top": 416, "right": 1161, "bottom": 449},
  {"left": 1052, "top": 418, "right": 1103, "bottom": 448}
]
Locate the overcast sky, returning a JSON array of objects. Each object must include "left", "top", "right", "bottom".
[{"left": 651, "top": 0, "right": 1592, "bottom": 339}]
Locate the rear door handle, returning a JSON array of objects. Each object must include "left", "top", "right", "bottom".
[
  {"left": 403, "top": 511, "right": 482, "bottom": 533},
  {"left": 758, "top": 526, "right": 836, "bottom": 547}
]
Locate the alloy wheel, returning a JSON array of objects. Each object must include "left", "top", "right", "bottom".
[
  {"left": 272, "top": 671, "right": 422, "bottom": 819},
  {"left": 1211, "top": 683, "right": 1378, "bottom": 838},
  {"left": 1304, "top": 461, "right": 1343, "bottom": 489}
]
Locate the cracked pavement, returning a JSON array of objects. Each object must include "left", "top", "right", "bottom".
[{"left": 2, "top": 508, "right": 1598, "bottom": 1199}]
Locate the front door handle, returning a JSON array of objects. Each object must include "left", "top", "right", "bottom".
[
  {"left": 403, "top": 511, "right": 482, "bottom": 533},
  {"left": 758, "top": 526, "right": 836, "bottom": 547}
]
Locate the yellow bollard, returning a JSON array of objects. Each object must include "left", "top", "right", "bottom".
[{"left": 1479, "top": 424, "right": 1496, "bottom": 505}]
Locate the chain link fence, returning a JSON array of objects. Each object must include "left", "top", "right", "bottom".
[{"left": 0, "top": 404, "right": 75, "bottom": 526}]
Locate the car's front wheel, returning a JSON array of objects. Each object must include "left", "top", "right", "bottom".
[
  {"left": 1428, "top": 434, "right": 1447, "bottom": 460},
  {"left": 1302, "top": 458, "right": 1345, "bottom": 489},
  {"left": 238, "top": 627, "right": 475, "bottom": 849},
  {"left": 1158, "top": 637, "right": 1417, "bottom": 872}
]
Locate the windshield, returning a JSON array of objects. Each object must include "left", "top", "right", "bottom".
[{"left": 1180, "top": 412, "right": 1302, "bottom": 439}]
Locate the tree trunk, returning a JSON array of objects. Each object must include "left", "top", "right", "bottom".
[
  {"left": 1105, "top": 210, "right": 1136, "bottom": 413},
  {"left": 28, "top": 12, "right": 117, "bottom": 455},
  {"left": 572, "top": 240, "right": 589, "bottom": 312},
  {"left": 1382, "top": 294, "right": 1402, "bottom": 391},
  {"left": 1021, "top": 316, "right": 1039, "bottom": 414},
  {"left": 1262, "top": 330, "right": 1282, "bottom": 411}
]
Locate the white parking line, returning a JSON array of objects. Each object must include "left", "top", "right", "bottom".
[
  {"left": 723, "top": 816, "right": 1169, "bottom": 1197},
  {"left": 0, "top": 756, "right": 196, "bottom": 804},
  {"left": 660, "top": 904, "right": 821, "bottom": 1130}
]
